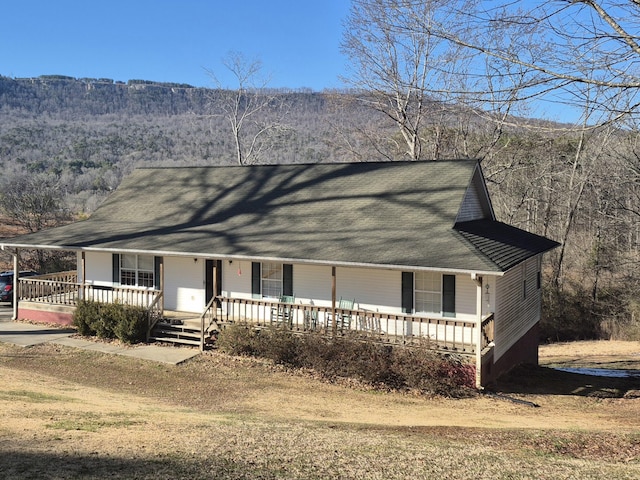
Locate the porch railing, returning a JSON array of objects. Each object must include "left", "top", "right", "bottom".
[
  {"left": 213, "top": 296, "right": 494, "bottom": 354},
  {"left": 19, "top": 276, "right": 162, "bottom": 314},
  {"left": 19, "top": 274, "right": 80, "bottom": 305}
]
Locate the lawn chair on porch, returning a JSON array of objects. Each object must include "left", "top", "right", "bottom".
[
  {"left": 326, "top": 297, "right": 355, "bottom": 331},
  {"left": 270, "top": 294, "right": 295, "bottom": 326}
]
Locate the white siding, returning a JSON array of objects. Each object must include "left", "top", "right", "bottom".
[
  {"left": 222, "top": 260, "right": 253, "bottom": 300},
  {"left": 80, "top": 252, "right": 490, "bottom": 327},
  {"left": 336, "top": 266, "right": 401, "bottom": 313},
  {"left": 457, "top": 180, "right": 484, "bottom": 222},
  {"left": 494, "top": 255, "right": 542, "bottom": 360},
  {"left": 291, "top": 264, "right": 333, "bottom": 306},
  {"left": 483, "top": 276, "right": 496, "bottom": 317},
  {"left": 455, "top": 274, "right": 477, "bottom": 319},
  {"left": 84, "top": 251, "right": 113, "bottom": 286},
  {"left": 163, "top": 257, "right": 204, "bottom": 312}
]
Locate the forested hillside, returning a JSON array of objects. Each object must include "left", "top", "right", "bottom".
[
  {"left": 0, "top": 75, "right": 385, "bottom": 211},
  {"left": 1, "top": 74, "right": 639, "bottom": 342}
]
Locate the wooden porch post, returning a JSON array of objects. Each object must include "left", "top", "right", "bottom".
[
  {"left": 331, "top": 266, "right": 337, "bottom": 335},
  {"left": 203, "top": 260, "right": 218, "bottom": 351},
  {"left": 80, "top": 252, "right": 86, "bottom": 300},
  {"left": 473, "top": 274, "right": 483, "bottom": 389},
  {"left": 11, "top": 248, "right": 19, "bottom": 321},
  {"left": 159, "top": 259, "right": 164, "bottom": 313}
]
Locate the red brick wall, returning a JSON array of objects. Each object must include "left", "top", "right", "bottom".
[
  {"left": 17, "top": 308, "right": 74, "bottom": 326},
  {"left": 481, "top": 322, "right": 539, "bottom": 387}
]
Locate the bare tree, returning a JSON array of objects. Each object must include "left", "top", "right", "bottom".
[
  {"left": 341, "top": 0, "right": 537, "bottom": 161},
  {"left": 0, "top": 172, "right": 73, "bottom": 271},
  {"left": 0, "top": 173, "right": 70, "bottom": 234},
  {"left": 410, "top": 0, "right": 640, "bottom": 124},
  {"left": 205, "top": 52, "right": 289, "bottom": 165},
  {"left": 342, "top": 0, "right": 464, "bottom": 160}
]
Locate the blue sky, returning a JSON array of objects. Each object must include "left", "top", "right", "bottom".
[{"left": 1, "top": 0, "right": 351, "bottom": 90}]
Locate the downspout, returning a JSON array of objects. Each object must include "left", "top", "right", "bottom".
[
  {"left": 12, "top": 248, "right": 19, "bottom": 321},
  {"left": 472, "top": 273, "right": 483, "bottom": 390}
]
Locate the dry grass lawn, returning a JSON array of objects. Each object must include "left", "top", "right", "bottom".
[{"left": 0, "top": 339, "right": 639, "bottom": 479}]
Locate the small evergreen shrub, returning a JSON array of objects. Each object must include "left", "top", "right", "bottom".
[
  {"left": 112, "top": 304, "right": 149, "bottom": 344},
  {"left": 215, "top": 324, "right": 259, "bottom": 356},
  {"left": 73, "top": 300, "right": 101, "bottom": 336},
  {"left": 72, "top": 300, "right": 149, "bottom": 344}
]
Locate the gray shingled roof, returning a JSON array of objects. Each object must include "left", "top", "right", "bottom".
[
  {"left": 0, "top": 160, "right": 558, "bottom": 274},
  {"left": 454, "top": 220, "right": 560, "bottom": 271}
]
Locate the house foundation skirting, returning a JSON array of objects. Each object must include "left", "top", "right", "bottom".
[
  {"left": 17, "top": 302, "right": 75, "bottom": 326},
  {"left": 481, "top": 322, "right": 539, "bottom": 386}
]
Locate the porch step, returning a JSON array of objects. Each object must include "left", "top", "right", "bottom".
[{"left": 149, "top": 318, "right": 206, "bottom": 347}]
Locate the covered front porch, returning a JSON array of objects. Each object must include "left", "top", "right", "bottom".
[
  {"left": 16, "top": 272, "right": 495, "bottom": 354},
  {"left": 13, "top": 262, "right": 496, "bottom": 387}
]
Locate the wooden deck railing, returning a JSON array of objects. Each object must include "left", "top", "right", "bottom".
[
  {"left": 19, "top": 274, "right": 80, "bottom": 305},
  {"left": 213, "top": 296, "right": 495, "bottom": 354},
  {"left": 20, "top": 277, "right": 161, "bottom": 308}
]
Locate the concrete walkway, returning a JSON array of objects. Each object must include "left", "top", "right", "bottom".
[{"left": 0, "top": 305, "right": 200, "bottom": 365}]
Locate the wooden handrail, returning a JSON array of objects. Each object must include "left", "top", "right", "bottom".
[
  {"left": 199, "top": 296, "right": 218, "bottom": 351},
  {"left": 146, "top": 291, "right": 164, "bottom": 341},
  {"left": 481, "top": 313, "right": 495, "bottom": 350}
]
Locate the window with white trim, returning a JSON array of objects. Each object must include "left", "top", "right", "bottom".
[
  {"left": 120, "top": 254, "right": 155, "bottom": 288},
  {"left": 261, "top": 262, "right": 282, "bottom": 298},
  {"left": 414, "top": 271, "right": 441, "bottom": 314}
]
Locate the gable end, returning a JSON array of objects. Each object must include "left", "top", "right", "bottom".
[{"left": 456, "top": 163, "right": 495, "bottom": 223}]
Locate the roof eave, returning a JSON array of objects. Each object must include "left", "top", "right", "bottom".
[{"left": 1, "top": 242, "right": 505, "bottom": 277}]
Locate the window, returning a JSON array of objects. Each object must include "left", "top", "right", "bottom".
[
  {"left": 414, "top": 271, "right": 441, "bottom": 314},
  {"left": 251, "top": 262, "right": 293, "bottom": 298},
  {"left": 404, "top": 271, "right": 455, "bottom": 317},
  {"left": 261, "top": 262, "right": 282, "bottom": 298},
  {"left": 120, "top": 254, "right": 155, "bottom": 288}
]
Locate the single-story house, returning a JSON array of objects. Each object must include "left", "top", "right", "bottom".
[{"left": 0, "top": 160, "right": 559, "bottom": 387}]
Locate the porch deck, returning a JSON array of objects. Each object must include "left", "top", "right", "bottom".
[{"left": 18, "top": 275, "right": 495, "bottom": 355}]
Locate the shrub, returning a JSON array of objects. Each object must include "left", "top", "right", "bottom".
[
  {"left": 254, "top": 327, "right": 301, "bottom": 367},
  {"left": 73, "top": 300, "right": 101, "bottom": 336},
  {"left": 216, "top": 324, "right": 259, "bottom": 356},
  {"left": 298, "top": 334, "right": 400, "bottom": 387},
  {"left": 72, "top": 300, "right": 148, "bottom": 344},
  {"left": 392, "top": 347, "right": 475, "bottom": 396},
  {"left": 217, "top": 326, "right": 474, "bottom": 397},
  {"left": 112, "top": 304, "right": 149, "bottom": 344}
]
